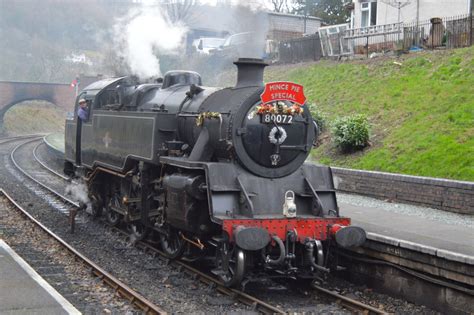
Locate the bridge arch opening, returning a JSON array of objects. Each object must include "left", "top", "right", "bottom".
[{"left": 2, "top": 99, "right": 68, "bottom": 136}]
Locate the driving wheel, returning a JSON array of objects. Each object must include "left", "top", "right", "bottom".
[
  {"left": 220, "top": 246, "right": 246, "bottom": 288},
  {"left": 159, "top": 227, "right": 185, "bottom": 259}
]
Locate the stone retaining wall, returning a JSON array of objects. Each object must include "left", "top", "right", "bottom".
[{"left": 331, "top": 167, "right": 474, "bottom": 214}]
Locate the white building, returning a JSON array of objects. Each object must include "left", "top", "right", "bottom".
[
  {"left": 349, "top": 0, "right": 471, "bottom": 29},
  {"left": 267, "top": 12, "right": 322, "bottom": 41}
]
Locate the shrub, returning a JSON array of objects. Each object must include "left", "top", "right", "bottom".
[
  {"left": 310, "top": 108, "right": 327, "bottom": 132},
  {"left": 332, "top": 114, "right": 370, "bottom": 151}
]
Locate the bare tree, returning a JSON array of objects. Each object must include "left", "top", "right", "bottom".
[
  {"left": 161, "top": 0, "right": 197, "bottom": 24},
  {"left": 269, "top": 0, "right": 292, "bottom": 13}
]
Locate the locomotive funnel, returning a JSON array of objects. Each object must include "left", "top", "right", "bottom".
[{"left": 234, "top": 58, "right": 268, "bottom": 88}]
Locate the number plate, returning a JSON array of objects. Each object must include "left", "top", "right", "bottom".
[{"left": 261, "top": 113, "right": 293, "bottom": 124}]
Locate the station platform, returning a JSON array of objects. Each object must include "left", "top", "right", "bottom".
[
  {"left": 0, "top": 240, "right": 80, "bottom": 315},
  {"left": 339, "top": 198, "right": 474, "bottom": 262},
  {"left": 43, "top": 133, "right": 65, "bottom": 157}
]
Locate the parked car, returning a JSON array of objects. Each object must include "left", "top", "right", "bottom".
[
  {"left": 211, "top": 32, "right": 266, "bottom": 59},
  {"left": 192, "top": 37, "right": 226, "bottom": 55}
]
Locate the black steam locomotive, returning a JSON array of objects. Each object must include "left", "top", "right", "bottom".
[{"left": 64, "top": 58, "right": 365, "bottom": 287}]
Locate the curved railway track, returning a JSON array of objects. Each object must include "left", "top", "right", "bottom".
[
  {"left": 11, "top": 137, "right": 78, "bottom": 207},
  {"left": 6, "top": 136, "right": 387, "bottom": 314},
  {"left": 0, "top": 133, "right": 45, "bottom": 145},
  {"left": 34, "top": 138, "right": 69, "bottom": 180},
  {"left": 5, "top": 137, "right": 165, "bottom": 314},
  {"left": 0, "top": 188, "right": 165, "bottom": 314}
]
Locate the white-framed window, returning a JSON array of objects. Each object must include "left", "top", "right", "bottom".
[{"left": 361, "top": 1, "right": 377, "bottom": 27}]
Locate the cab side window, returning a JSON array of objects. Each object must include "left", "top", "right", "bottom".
[{"left": 75, "top": 93, "right": 88, "bottom": 122}]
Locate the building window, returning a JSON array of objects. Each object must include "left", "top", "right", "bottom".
[
  {"left": 361, "top": 1, "right": 377, "bottom": 27},
  {"left": 370, "top": 2, "right": 377, "bottom": 25}
]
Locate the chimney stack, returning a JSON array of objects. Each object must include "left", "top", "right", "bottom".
[{"left": 234, "top": 58, "right": 268, "bottom": 88}]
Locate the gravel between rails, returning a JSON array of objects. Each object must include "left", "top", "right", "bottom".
[
  {"left": 0, "top": 195, "right": 140, "bottom": 314},
  {"left": 4, "top": 138, "right": 439, "bottom": 314}
]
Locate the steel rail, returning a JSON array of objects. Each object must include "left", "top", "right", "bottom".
[
  {"left": 119, "top": 228, "right": 387, "bottom": 315},
  {"left": 10, "top": 138, "right": 80, "bottom": 207},
  {"left": 0, "top": 133, "right": 45, "bottom": 145},
  {"left": 114, "top": 229, "right": 285, "bottom": 314},
  {"left": 311, "top": 285, "right": 387, "bottom": 314},
  {"left": 28, "top": 137, "right": 387, "bottom": 314},
  {"left": 0, "top": 189, "right": 167, "bottom": 315},
  {"left": 33, "top": 141, "right": 69, "bottom": 180}
]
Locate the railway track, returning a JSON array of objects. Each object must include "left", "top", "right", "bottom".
[
  {"left": 4, "top": 137, "right": 165, "bottom": 313},
  {"left": 118, "top": 227, "right": 386, "bottom": 315},
  {"left": 5, "top": 136, "right": 388, "bottom": 314},
  {"left": 0, "top": 188, "right": 166, "bottom": 314},
  {"left": 0, "top": 133, "right": 45, "bottom": 146},
  {"left": 11, "top": 137, "right": 78, "bottom": 207}
]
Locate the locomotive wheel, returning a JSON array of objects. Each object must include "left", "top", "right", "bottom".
[
  {"left": 220, "top": 247, "right": 246, "bottom": 287},
  {"left": 106, "top": 210, "right": 121, "bottom": 226},
  {"left": 159, "top": 227, "right": 184, "bottom": 259},
  {"left": 129, "top": 223, "right": 148, "bottom": 241},
  {"left": 106, "top": 195, "right": 122, "bottom": 226}
]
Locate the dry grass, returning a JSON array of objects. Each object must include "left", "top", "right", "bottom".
[{"left": 3, "top": 100, "right": 67, "bottom": 136}]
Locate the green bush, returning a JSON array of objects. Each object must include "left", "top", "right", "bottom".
[
  {"left": 332, "top": 114, "right": 370, "bottom": 151},
  {"left": 310, "top": 108, "right": 327, "bottom": 132}
]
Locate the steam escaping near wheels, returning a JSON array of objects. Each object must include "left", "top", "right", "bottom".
[{"left": 64, "top": 180, "right": 90, "bottom": 207}]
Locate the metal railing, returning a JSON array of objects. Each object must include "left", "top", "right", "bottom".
[
  {"left": 278, "top": 33, "right": 323, "bottom": 63},
  {"left": 276, "top": 13, "right": 473, "bottom": 63},
  {"left": 344, "top": 22, "right": 403, "bottom": 39},
  {"left": 345, "top": 14, "right": 473, "bottom": 57}
]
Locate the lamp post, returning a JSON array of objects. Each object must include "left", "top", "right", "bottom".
[
  {"left": 304, "top": 0, "right": 307, "bottom": 34},
  {"left": 470, "top": 0, "right": 473, "bottom": 46}
]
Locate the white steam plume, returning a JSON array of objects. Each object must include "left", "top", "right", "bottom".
[
  {"left": 65, "top": 181, "right": 90, "bottom": 205},
  {"left": 115, "top": 6, "right": 187, "bottom": 78}
]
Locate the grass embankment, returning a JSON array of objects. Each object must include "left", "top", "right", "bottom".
[
  {"left": 3, "top": 101, "right": 66, "bottom": 136},
  {"left": 266, "top": 47, "right": 474, "bottom": 181}
]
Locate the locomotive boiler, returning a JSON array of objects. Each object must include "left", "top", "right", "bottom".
[{"left": 64, "top": 58, "right": 366, "bottom": 287}]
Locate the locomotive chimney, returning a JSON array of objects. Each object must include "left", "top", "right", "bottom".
[{"left": 234, "top": 58, "right": 268, "bottom": 88}]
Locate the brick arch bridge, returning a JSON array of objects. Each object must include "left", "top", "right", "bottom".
[
  {"left": 0, "top": 76, "right": 102, "bottom": 132},
  {"left": 0, "top": 81, "right": 75, "bottom": 128}
]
